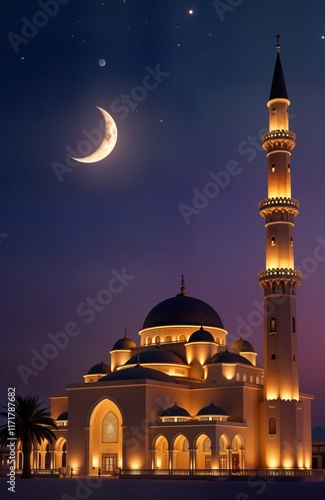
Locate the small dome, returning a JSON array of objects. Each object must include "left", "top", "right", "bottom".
[
  {"left": 161, "top": 403, "right": 190, "bottom": 417},
  {"left": 125, "top": 346, "right": 185, "bottom": 366},
  {"left": 188, "top": 326, "right": 215, "bottom": 343},
  {"left": 57, "top": 411, "right": 68, "bottom": 420},
  {"left": 100, "top": 365, "right": 178, "bottom": 384},
  {"left": 112, "top": 334, "right": 136, "bottom": 351},
  {"left": 210, "top": 350, "right": 253, "bottom": 366},
  {"left": 197, "top": 402, "right": 228, "bottom": 417},
  {"left": 230, "top": 335, "right": 254, "bottom": 352},
  {"left": 87, "top": 361, "right": 111, "bottom": 375}
]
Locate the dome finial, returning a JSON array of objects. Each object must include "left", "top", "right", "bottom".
[
  {"left": 137, "top": 354, "right": 140, "bottom": 366},
  {"left": 239, "top": 329, "right": 243, "bottom": 339},
  {"left": 180, "top": 274, "right": 185, "bottom": 295},
  {"left": 275, "top": 33, "right": 281, "bottom": 52},
  {"left": 124, "top": 327, "right": 127, "bottom": 338}
]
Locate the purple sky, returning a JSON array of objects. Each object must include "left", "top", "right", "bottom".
[{"left": 1, "top": 0, "right": 325, "bottom": 427}]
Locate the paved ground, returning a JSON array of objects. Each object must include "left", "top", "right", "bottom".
[{"left": 1, "top": 477, "right": 325, "bottom": 500}]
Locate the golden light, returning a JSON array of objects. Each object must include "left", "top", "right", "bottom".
[
  {"left": 92, "top": 456, "right": 99, "bottom": 468},
  {"left": 223, "top": 365, "right": 236, "bottom": 380},
  {"left": 188, "top": 9, "right": 194, "bottom": 15},
  {"left": 71, "top": 107, "right": 118, "bottom": 163}
]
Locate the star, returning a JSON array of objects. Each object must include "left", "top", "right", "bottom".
[{"left": 188, "top": 9, "right": 194, "bottom": 15}]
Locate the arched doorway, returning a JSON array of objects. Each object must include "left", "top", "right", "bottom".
[
  {"left": 232, "top": 434, "right": 244, "bottom": 469},
  {"left": 172, "top": 434, "right": 189, "bottom": 470},
  {"left": 195, "top": 434, "right": 211, "bottom": 469},
  {"left": 88, "top": 398, "right": 123, "bottom": 475},
  {"left": 153, "top": 435, "right": 168, "bottom": 469},
  {"left": 54, "top": 437, "right": 67, "bottom": 469},
  {"left": 219, "top": 433, "right": 230, "bottom": 469}
]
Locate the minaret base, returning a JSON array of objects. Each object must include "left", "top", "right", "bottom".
[{"left": 259, "top": 396, "right": 313, "bottom": 469}]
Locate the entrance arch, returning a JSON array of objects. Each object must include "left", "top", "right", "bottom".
[
  {"left": 195, "top": 434, "right": 211, "bottom": 469},
  {"left": 232, "top": 434, "right": 244, "bottom": 469},
  {"left": 219, "top": 433, "right": 230, "bottom": 469},
  {"left": 172, "top": 434, "right": 189, "bottom": 470},
  {"left": 88, "top": 398, "right": 123, "bottom": 475},
  {"left": 55, "top": 437, "right": 67, "bottom": 469},
  {"left": 153, "top": 434, "right": 168, "bottom": 469}
]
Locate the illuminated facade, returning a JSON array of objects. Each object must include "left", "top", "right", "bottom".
[{"left": 17, "top": 43, "right": 312, "bottom": 476}]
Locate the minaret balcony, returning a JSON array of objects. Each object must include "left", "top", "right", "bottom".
[
  {"left": 259, "top": 197, "right": 299, "bottom": 217},
  {"left": 258, "top": 268, "right": 302, "bottom": 284},
  {"left": 262, "top": 130, "right": 296, "bottom": 153}
]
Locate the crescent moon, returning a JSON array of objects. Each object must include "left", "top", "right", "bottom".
[{"left": 71, "top": 107, "right": 118, "bottom": 163}]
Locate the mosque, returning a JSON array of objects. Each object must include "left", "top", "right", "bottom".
[{"left": 40, "top": 42, "right": 313, "bottom": 475}]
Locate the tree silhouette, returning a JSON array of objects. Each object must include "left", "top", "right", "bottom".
[{"left": 0, "top": 395, "right": 57, "bottom": 479}]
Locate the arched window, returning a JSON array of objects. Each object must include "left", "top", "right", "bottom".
[
  {"left": 102, "top": 412, "right": 118, "bottom": 443},
  {"left": 288, "top": 164, "right": 291, "bottom": 172},
  {"left": 155, "top": 335, "right": 160, "bottom": 344},
  {"left": 292, "top": 316, "right": 296, "bottom": 333},
  {"left": 249, "top": 375, "right": 254, "bottom": 383},
  {"left": 178, "top": 334, "right": 186, "bottom": 341},
  {"left": 272, "top": 107, "right": 276, "bottom": 115},
  {"left": 243, "top": 374, "right": 247, "bottom": 382},
  {"left": 256, "top": 376, "right": 260, "bottom": 385},
  {"left": 183, "top": 439, "right": 189, "bottom": 452},
  {"left": 203, "top": 437, "right": 211, "bottom": 452},
  {"left": 219, "top": 437, "right": 225, "bottom": 452},
  {"left": 269, "top": 417, "right": 276, "bottom": 435},
  {"left": 270, "top": 317, "right": 276, "bottom": 333},
  {"left": 165, "top": 335, "right": 172, "bottom": 342},
  {"left": 216, "top": 336, "right": 220, "bottom": 344},
  {"left": 290, "top": 237, "right": 293, "bottom": 247},
  {"left": 236, "top": 372, "right": 240, "bottom": 381},
  {"left": 147, "top": 337, "right": 152, "bottom": 345},
  {"left": 271, "top": 236, "right": 276, "bottom": 246},
  {"left": 271, "top": 163, "right": 276, "bottom": 173}
]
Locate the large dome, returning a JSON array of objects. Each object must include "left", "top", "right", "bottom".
[{"left": 143, "top": 293, "right": 224, "bottom": 329}]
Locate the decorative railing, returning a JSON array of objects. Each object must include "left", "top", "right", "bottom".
[
  {"left": 259, "top": 197, "right": 299, "bottom": 212},
  {"left": 262, "top": 130, "right": 296, "bottom": 142},
  {"left": 258, "top": 268, "right": 302, "bottom": 281},
  {"left": 120, "top": 468, "right": 323, "bottom": 478}
]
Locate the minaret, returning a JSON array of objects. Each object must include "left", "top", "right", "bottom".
[
  {"left": 258, "top": 39, "right": 312, "bottom": 470},
  {"left": 259, "top": 38, "right": 301, "bottom": 402}
]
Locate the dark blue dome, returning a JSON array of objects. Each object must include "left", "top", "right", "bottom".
[
  {"left": 112, "top": 336, "right": 136, "bottom": 351},
  {"left": 197, "top": 402, "right": 228, "bottom": 416},
  {"left": 188, "top": 326, "right": 215, "bottom": 343},
  {"left": 210, "top": 350, "right": 253, "bottom": 366},
  {"left": 87, "top": 361, "right": 111, "bottom": 375},
  {"left": 100, "top": 365, "right": 178, "bottom": 384},
  {"left": 57, "top": 411, "right": 68, "bottom": 420},
  {"left": 161, "top": 403, "right": 190, "bottom": 417},
  {"left": 143, "top": 294, "right": 223, "bottom": 329},
  {"left": 125, "top": 347, "right": 185, "bottom": 366}
]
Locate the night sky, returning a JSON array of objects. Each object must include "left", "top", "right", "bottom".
[{"left": 1, "top": 0, "right": 325, "bottom": 427}]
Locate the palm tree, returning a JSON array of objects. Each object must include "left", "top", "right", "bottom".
[{"left": 0, "top": 395, "right": 58, "bottom": 479}]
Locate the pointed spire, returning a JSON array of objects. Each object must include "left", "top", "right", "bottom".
[
  {"left": 269, "top": 35, "right": 288, "bottom": 101},
  {"left": 180, "top": 274, "right": 185, "bottom": 294},
  {"left": 177, "top": 274, "right": 189, "bottom": 297}
]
